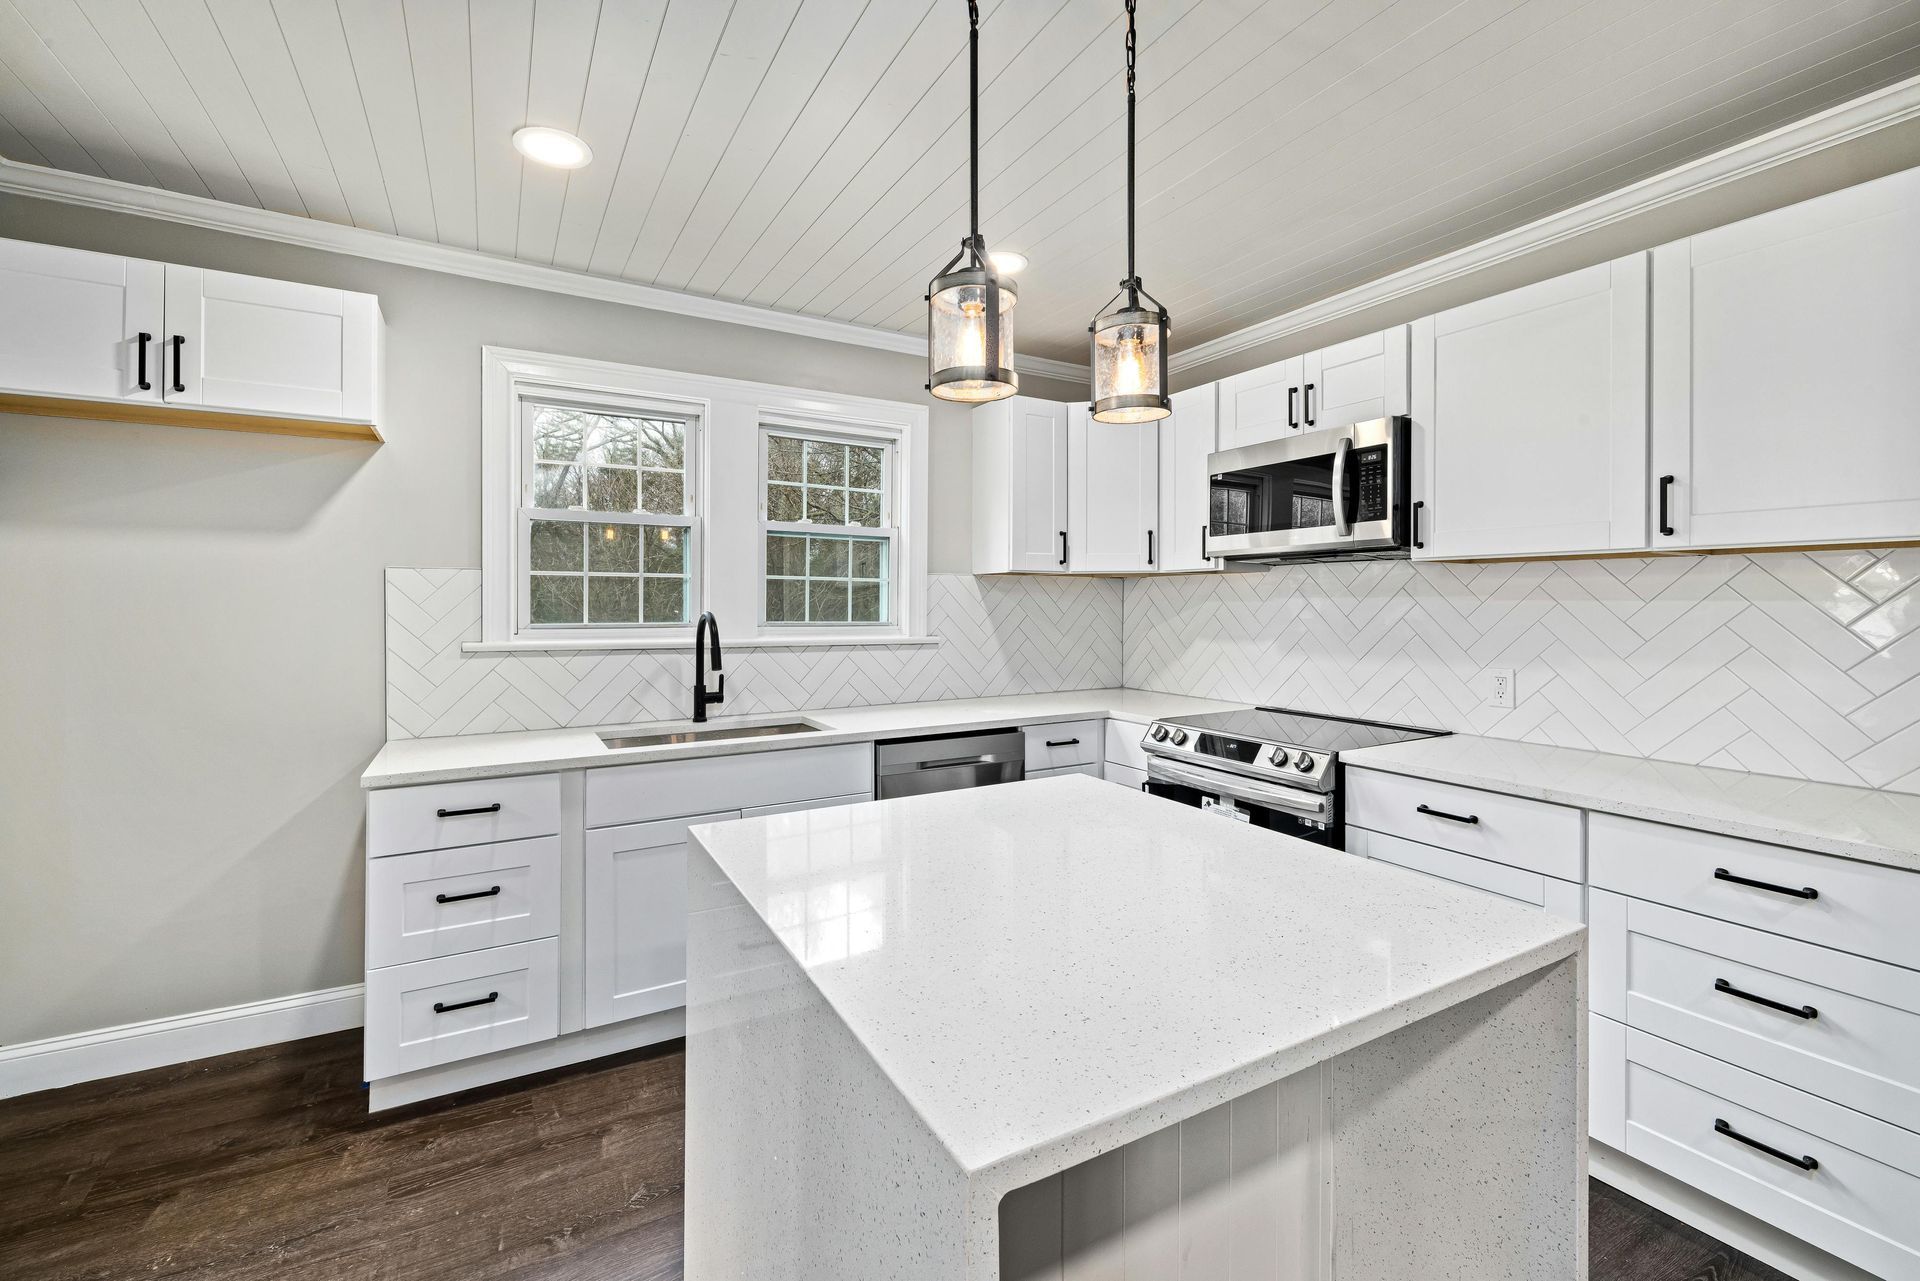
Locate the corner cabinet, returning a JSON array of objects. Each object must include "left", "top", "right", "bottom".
[
  {"left": 0, "top": 236, "right": 384, "bottom": 441},
  {"left": 1156, "top": 384, "right": 1221, "bottom": 573},
  {"left": 1416, "top": 255, "right": 1649, "bottom": 560},
  {"left": 972, "top": 396, "right": 1070, "bottom": 573},
  {"left": 1651, "top": 166, "right": 1920, "bottom": 550},
  {"left": 1068, "top": 402, "right": 1159, "bottom": 573}
]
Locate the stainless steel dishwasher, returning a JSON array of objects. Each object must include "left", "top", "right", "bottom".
[{"left": 875, "top": 728, "right": 1025, "bottom": 799}]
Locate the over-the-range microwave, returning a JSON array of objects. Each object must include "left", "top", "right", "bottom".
[{"left": 1205, "top": 416, "right": 1412, "bottom": 564}]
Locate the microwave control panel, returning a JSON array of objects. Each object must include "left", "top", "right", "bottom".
[{"left": 1350, "top": 445, "right": 1389, "bottom": 524}]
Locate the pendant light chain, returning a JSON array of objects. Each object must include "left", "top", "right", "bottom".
[
  {"left": 968, "top": 0, "right": 982, "bottom": 268},
  {"left": 1124, "top": 0, "right": 1137, "bottom": 304}
]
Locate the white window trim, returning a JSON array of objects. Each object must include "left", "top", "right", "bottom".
[
  {"left": 479, "top": 346, "right": 930, "bottom": 650},
  {"left": 758, "top": 417, "right": 900, "bottom": 633}
]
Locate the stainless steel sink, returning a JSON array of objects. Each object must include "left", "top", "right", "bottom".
[{"left": 598, "top": 720, "right": 821, "bottom": 749}]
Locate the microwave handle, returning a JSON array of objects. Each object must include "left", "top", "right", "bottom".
[{"left": 1331, "top": 437, "right": 1353, "bottom": 536}]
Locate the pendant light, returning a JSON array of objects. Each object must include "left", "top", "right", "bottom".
[
  {"left": 927, "top": 1, "right": 1017, "bottom": 404},
  {"left": 1090, "top": 0, "right": 1170, "bottom": 423}
]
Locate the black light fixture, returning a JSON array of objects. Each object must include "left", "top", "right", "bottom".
[
  {"left": 1089, "top": 0, "right": 1170, "bottom": 423},
  {"left": 927, "top": 1, "right": 1017, "bottom": 404}
]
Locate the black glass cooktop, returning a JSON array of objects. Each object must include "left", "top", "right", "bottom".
[{"left": 1165, "top": 706, "right": 1447, "bottom": 755}]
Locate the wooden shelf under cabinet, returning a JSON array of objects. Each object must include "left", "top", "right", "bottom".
[{"left": 0, "top": 391, "right": 384, "bottom": 443}]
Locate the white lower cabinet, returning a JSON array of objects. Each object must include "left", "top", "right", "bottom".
[
  {"left": 1027, "top": 762, "right": 1101, "bottom": 782},
  {"left": 1023, "top": 720, "right": 1102, "bottom": 772},
  {"left": 583, "top": 811, "right": 734, "bottom": 1029},
  {"left": 1345, "top": 826, "right": 1582, "bottom": 921},
  {"left": 363, "top": 938, "right": 559, "bottom": 1080},
  {"left": 365, "top": 837, "right": 560, "bottom": 968}
]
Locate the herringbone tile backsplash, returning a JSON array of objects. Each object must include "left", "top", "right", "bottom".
[
  {"left": 1125, "top": 549, "right": 1920, "bottom": 795},
  {"left": 385, "top": 570, "right": 1123, "bottom": 738}
]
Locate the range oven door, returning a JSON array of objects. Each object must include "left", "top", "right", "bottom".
[
  {"left": 1206, "top": 416, "right": 1408, "bottom": 560},
  {"left": 1144, "top": 757, "right": 1338, "bottom": 846}
]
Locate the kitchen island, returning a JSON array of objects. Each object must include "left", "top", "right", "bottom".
[{"left": 684, "top": 774, "right": 1587, "bottom": 1280}]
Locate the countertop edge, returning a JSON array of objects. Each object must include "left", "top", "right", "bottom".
[{"left": 1341, "top": 747, "right": 1920, "bottom": 874}]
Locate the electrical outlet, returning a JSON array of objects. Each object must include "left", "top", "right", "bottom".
[{"left": 1487, "top": 668, "right": 1515, "bottom": 710}]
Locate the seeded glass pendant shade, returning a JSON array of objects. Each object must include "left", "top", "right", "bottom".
[
  {"left": 1090, "top": 0, "right": 1170, "bottom": 423},
  {"left": 927, "top": 1, "right": 1017, "bottom": 404}
]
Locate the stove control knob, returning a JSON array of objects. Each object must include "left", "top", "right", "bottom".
[
  {"left": 1294, "top": 751, "right": 1314, "bottom": 772},
  {"left": 1269, "top": 746, "right": 1289, "bottom": 766},
  {"left": 1170, "top": 729, "right": 1189, "bottom": 746},
  {"left": 1149, "top": 724, "right": 1169, "bottom": 742}
]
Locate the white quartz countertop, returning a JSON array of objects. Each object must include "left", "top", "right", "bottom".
[
  {"left": 689, "top": 774, "right": 1584, "bottom": 1179},
  {"left": 1344, "top": 733, "right": 1920, "bottom": 873},
  {"left": 360, "top": 688, "right": 1241, "bottom": 788}
]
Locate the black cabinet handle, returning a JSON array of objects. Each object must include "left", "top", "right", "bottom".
[
  {"left": 1416, "top": 803, "right": 1479, "bottom": 825},
  {"left": 1714, "top": 867, "right": 1817, "bottom": 900},
  {"left": 1412, "top": 499, "right": 1424, "bottom": 550},
  {"left": 1058, "top": 530, "right": 1068, "bottom": 566},
  {"left": 1287, "top": 386, "right": 1298, "bottom": 428},
  {"left": 1044, "top": 738, "right": 1081, "bottom": 748},
  {"left": 1200, "top": 524, "right": 1208, "bottom": 560},
  {"left": 436, "top": 885, "right": 503, "bottom": 905},
  {"left": 433, "top": 991, "right": 500, "bottom": 1015},
  {"left": 1714, "top": 1118, "right": 1817, "bottom": 1171},
  {"left": 169, "top": 334, "right": 185, "bottom": 393},
  {"left": 436, "top": 802, "right": 502, "bottom": 819},
  {"left": 1303, "top": 381, "right": 1315, "bottom": 425},
  {"left": 136, "top": 332, "right": 152, "bottom": 390},
  {"left": 1659, "top": 474, "right": 1675, "bottom": 537},
  {"left": 1146, "top": 529, "right": 1154, "bottom": 566},
  {"left": 1715, "top": 977, "right": 1817, "bottom": 1020}
]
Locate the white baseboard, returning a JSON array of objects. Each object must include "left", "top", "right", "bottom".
[
  {"left": 0, "top": 984, "right": 365, "bottom": 1101},
  {"left": 1589, "top": 1142, "right": 1881, "bottom": 1281},
  {"left": 367, "top": 1007, "right": 684, "bottom": 1111}
]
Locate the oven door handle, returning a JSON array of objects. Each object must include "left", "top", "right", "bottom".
[
  {"left": 1331, "top": 436, "right": 1353, "bottom": 537},
  {"left": 1147, "top": 757, "right": 1329, "bottom": 819}
]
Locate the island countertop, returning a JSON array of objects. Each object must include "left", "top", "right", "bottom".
[{"left": 688, "top": 773, "right": 1584, "bottom": 1180}]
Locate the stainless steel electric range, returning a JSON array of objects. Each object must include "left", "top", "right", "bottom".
[{"left": 1139, "top": 706, "right": 1448, "bottom": 846}]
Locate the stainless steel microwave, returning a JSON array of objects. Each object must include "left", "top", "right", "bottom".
[{"left": 1205, "top": 416, "right": 1411, "bottom": 563}]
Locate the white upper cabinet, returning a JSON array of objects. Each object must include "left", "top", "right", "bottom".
[
  {"left": 1068, "top": 402, "right": 1159, "bottom": 572},
  {"left": 1155, "top": 384, "right": 1220, "bottom": 573},
  {"left": 972, "top": 396, "right": 1070, "bottom": 573},
  {"left": 163, "top": 266, "right": 382, "bottom": 424},
  {"left": 1417, "top": 255, "right": 1649, "bottom": 560},
  {"left": 0, "top": 240, "right": 163, "bottom": 404},
  {"left": 0, "top": 235, "right": 383, "bottom": 439},
  {"left": 1651, "top": 167, "right": 1920, "bottom": 550},
  {"left": 1217, "top": 354, "right": 1305, "bottom": 449},
  {"left": 1215, "top": 326, "right": 1410, "bottom": 451}
]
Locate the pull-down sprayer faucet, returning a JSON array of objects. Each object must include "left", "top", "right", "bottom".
[{"left": 693, "top": 612, "right": 724, "bottom": 723}]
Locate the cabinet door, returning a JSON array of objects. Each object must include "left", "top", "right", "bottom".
[
  {"left": 1300, "top": 326, "right": 1408, "bottom": 432},
  {"left": 583, "top": 808, "right": 738, "bottom": 1028},
  {"left": 1069, "top": 403, "right": 1159, "bottom": 572},
  {"left": 1651, "top": 168, "right": 1920, "bottom": 549},
  {"left": 1156, "top": 384, "right": 1220, "bottom": 572},
  {"left": 1216, "top": 355, "right": 1304, "bottom": 449},
  {"left": 164, "top": 265, "right": 379, "bottom": 421},
  {"left": 1423, "top": 255, "right": 1649, "bottom": 559},
  {"left": 0, "top": 239, "right": 163, "bottom": 403},
  {"left": 972, "top": 396, "right": 1068, "bottom": 573}
]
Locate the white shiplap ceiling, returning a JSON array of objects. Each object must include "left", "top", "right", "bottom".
[{"left": 3, "top": 0, "right": 1920, "bottom": 365}]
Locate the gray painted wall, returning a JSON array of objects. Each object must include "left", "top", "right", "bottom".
[{"left": 0, "top": 192, "right": 1077, "bottom": 1045}]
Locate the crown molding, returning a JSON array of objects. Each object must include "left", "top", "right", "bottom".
[
  {"left": 1169, "top": 71, "right": 1920, "bottom": 377},
  {"left": 0, "top": 156, "right": 1090, "bottom": 382}
]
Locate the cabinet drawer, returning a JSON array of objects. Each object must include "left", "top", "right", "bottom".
[
  {"left": 1104, "top": 720, "right": 1151, "bottom": 772},
  {"left": 1106, "top": 762, "right": 1148, "bottom": 791},
  {"left": 585, "top": 743, "right": 871, "bottom": 829},
  {"left": 1346, "top": 826, "right": 1583, "bottom": 921},
  {"left": 1344, "top": 768, "right": 1582, "bottom": 880},
  {"left": 1593, "top": 895, "right": 1920, "bottom": 1134},
  {"left": 1024, "top": 720, "right": 1101, "bottom": 770},
  {"left": 366, "top": 773, "right": 561, "bottom": 858},
  {"left": 363, "top": 938, "right": 558, "bottom": 1080},
  {"left": 1624, "top": 1030, "right": 1920, "bottom": 1281},
  {"left": 366, "top": 837, "right": 560, "bottom": 968},
  {"left": 1590, "top": 813, "right": 1920, "bottom": 969}
]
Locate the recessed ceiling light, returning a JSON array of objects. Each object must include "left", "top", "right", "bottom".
[
  {"left": 989, "top": 250, "right": 1028, "bottom": 276},
  {"left": 512, "top": 126, "right": 592, "bottom": 169}
]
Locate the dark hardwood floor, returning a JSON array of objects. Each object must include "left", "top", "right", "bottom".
[{"left": 0, "top": 1031, "right": 1792, "bottom": 1281}]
